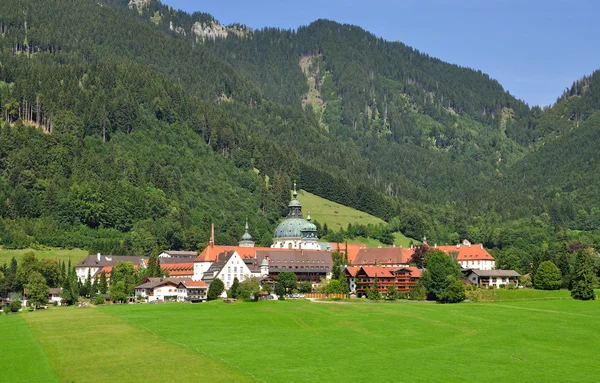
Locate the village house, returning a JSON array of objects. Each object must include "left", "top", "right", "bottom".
[
  {"left": 464, "top": 269, "right": 520, "bottom": 288},
  {"left": 201, "top": 251, "right": 255, "bottom": 293},
  {"left": 348, "top": 266, "right": 421, "bottom": 297},
  {"left": 134, "top": 278, "right": 208, "bottom": 302},
  {"left": 436, "top": 240, "right": 496, "bottom": 270},
  {"left": 158, "top": 250, "right": 198, "bottom": 258},
  {"left": 23, "top": 287, "right": 63, "bottom": 306},
  {"left": 75, "top": 254, "right": 146, "bottom": 283}
]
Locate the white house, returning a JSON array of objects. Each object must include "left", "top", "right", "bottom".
[
  {"left": 465, "top": 269, "right": 520, "bottom": 288},
  {"left": 75, "top": 254, "right": 146, "bottom": 283},
  {"left": 203, "top": 251, "right": 255, "bottom": 294},
  {"left": 134, "top": 278, "right": 188, "bottom": 302},
  {"left": 158, "top": 250, "right": 197, "bottom": 259}
]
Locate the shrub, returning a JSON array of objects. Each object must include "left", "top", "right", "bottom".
[
  {"left": 534, "top": 261, "right": 562, "bottom": 290},
  {"left": 94, "top": 295, "right": 106, "bottom": 305},
  {"left": 437, "top": 276, "right": 466, "bottom": 303},
  {"left": 520, "top": 275, "right": 532, "bottom": 288},
  {"left": 409, "top": 283, "right": 427, "bottom": 300},
  {"left": 506, "top": 281, "right": 517, "bottom": 290},
  {"left": 9, "top": 299, "right": 22, "bottom": 313}
]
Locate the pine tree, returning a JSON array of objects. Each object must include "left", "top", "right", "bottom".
[
  {"left": 99, "top": 271, "right": 108, "bottom": 295},
  {"left": 570, "top": 251, "right": 597, "bottom": 300}
]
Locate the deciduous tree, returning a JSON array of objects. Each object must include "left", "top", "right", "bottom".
[
  {"left": 25, "top": 271, "right": 49, "bottom": 309},
  {"left": 534, "top": 261, "right": 562, "bottom": 290}
]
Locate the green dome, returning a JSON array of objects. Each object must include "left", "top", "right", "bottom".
[
  {"left": 241, "top": 231, "right": 253, "bottom": 241},
  {"left": 273, "top": 218, "right": 308, "bottom": 239},
  {"left": 272, "top": 182, "right": 318, "bottom": 241}
]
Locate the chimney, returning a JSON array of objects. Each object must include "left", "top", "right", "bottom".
[
  {"left": 97, "top": 253, "right": 101, "bottom": 261},
  {"left": 480, "top": 244, "right": 483, "bottom": 249},
  {"left": 434, "top": 244, "right": 437, "bottom": 249},
  {"left": 209, "top": 223, "right": 215, "bottom": 248}
]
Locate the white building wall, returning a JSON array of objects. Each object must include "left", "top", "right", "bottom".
[{"left": 215, "top": 252, "right": 254, "bottom": 295}]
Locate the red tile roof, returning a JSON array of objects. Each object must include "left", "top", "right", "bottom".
[
  {"left": 161, "top": 262, "right": 194, "bottom": 276},
  {"left": 194, "top": 246, "right": 273, "bottom": 262},
  {"left": 358, "top": 266, "right": 395, "bottom": 279},
  {"left": 345, "top": 266, "right": 361, "bottom": 277},
  {"left": 435, "top": 244, "right": 495, "bottom": 261},
  {"left": 181, "top": 280, "right": 207, "bottom": 288},
  {"left": 353, "top": 247, "right": 413, "bottom": 266},
  {"left": 329, "top": 243, "right": 365, "bottom": 264}
]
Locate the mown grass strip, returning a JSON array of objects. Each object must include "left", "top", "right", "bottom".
[
  {"left": 23, "top": 307, "right": 253, "bottom": 383},
  {"left": 0, "top": 313, "right": 60, "bottom": 383}
]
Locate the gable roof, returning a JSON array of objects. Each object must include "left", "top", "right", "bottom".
[
  {"left": 195, "top": 246, "right": 272, "bottom": 262},
  {"left": 76, "top": 255, "right": 146, "bottom": 268},
  {"left": 353, "top": 247, "right": 413, "bottom": 266},
  {"left": 435, "top": 244, "right": 495, "bottom": 261},
  {"left": 160, "top": 262, "right": 194, "bottom": 276},
  {"left": 135, "top": 278, "right": 182, "bottom": 289},
  {"left": 160, "top": 250, "right": 197, "bottom": 258},
  {"left": 180, "top": 280, "right": 207, "bottom": 288},
  {"left": 467, "top": 269, "right": 520, "bottom": 277},
  {"left": 390, "top": 266, "right": 422, "bottom": 278},
  {"left": 344, "top": 266, "right": 361, "bottom": 277},
  {"left": 357, "top": 266, "right": 395, "bottom": 279}
]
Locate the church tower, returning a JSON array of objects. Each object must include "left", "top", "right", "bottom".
[{"left": 238, "top": 219, "right": 255, "bottom": 248}]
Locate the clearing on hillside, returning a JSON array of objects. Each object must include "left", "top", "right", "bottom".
[
  {"left": 0, "top": 247, "right": 88, "bottom": 265},
  {"left": 298, "top": 189, "right": 417, "bottom": 246}
]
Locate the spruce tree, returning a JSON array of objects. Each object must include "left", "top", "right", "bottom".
[
  {"left": 99, "top": 271, "right": 108, "bottom": 295},
  {"left": 570, "top": 251, "right": 597, "bottom": 300}
]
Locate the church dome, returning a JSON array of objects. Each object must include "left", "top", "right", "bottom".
[
  {"left": 273, "top": 218, "right": 308, "bottom": 239},
  {"left": 272, "top": 183, "right": 319, "bottom": 242}
]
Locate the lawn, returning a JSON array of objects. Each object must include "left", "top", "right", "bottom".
[
  {"left": 0, "top": 314, "right": 60, "bottom": 383},
  {"left": 7, "top": 296, "right": 600, "bottom": 382},
  {"left": 0, "top": 247, "right": 88, "bottom": 265}
]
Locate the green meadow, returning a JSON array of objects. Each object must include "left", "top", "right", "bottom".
[
  {"left": 0, "top": 247, "right": 88, "bottom": 265},
  {"left": 4, "top": 295, "right": 600, "bottom": 382},
  {"left": 298, "top": 190, "right": 417, "bottom": 247}
]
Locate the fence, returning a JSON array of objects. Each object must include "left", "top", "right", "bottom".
[{"left": 304, "top": 293, "right": 347, "bottom": 299}]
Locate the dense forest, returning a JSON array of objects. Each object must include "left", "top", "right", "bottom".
[{"left": 0, "top": 0, "right": 599, "bottom": 278}]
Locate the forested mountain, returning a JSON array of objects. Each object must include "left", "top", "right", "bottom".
[{"left": 0, "top": 0, "right": 599, "bottom": 277}]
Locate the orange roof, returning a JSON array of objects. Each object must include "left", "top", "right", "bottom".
[
  {"left": 195, "top": 246, "right": 274, "bottom": 262},
  {"left": 181, "top": 280, "right": 207, "bottom": 288},
  {"left": 390, "top": 266, "right": 422, "bottom": 278},
  {"left": 358, "top": 266, "right": 395, "bottom": 279},
  {"left": 330, "top": 243, "right": 365, "bottom": 264},
  {"left": 344, "top": 266, "right": 361, "bottom": 277},
  {"left": 160, "top": 262, "right": 194, "bottom": 276},
  {"left": 435, "top": 244, "right": 495, "bottom": 261},
  {"left": 353, "top": 247, "right": 413, "bottom": 265}
]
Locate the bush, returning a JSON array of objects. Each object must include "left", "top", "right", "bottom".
[
  {"left": 437, "top": 276, "right": 466, "bottom": 303},
  {"left": 506, "top": 281, "right": 517, "bottom": 290},
  {"left": 534, "top": 261, "right": 562, "bottom": 290},
  {"left": 2, "top": 305, "right": 9, "bottom": 314},
  {"left": 520, "top": 275, "right": 532, "bottom": 288},
  {"left": 9, "top": 299, "right": 22, "bottom": 313},
  {"left": 94, "top": 295, "right": 106, "bottom": 305},
  {"left": 409, "top": 283, "right": 427, "bottom": 300},
  {"left": 367, "top": 288, "right": 381, "bottom": 300}
]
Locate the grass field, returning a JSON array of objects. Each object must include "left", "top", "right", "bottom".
[
  {"left": 7, "top": 294, "right": 600, "bottom": 382},
  {"left": 0, "top": 314, "right": 60, "bottom": 383},
  {"left": 298, "top": 190, "right": 418, "bottom": 247},
  {"left": 0, "top": 247, "right": 88, "bottom": 265}
]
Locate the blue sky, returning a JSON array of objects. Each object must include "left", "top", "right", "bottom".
[{"left": 164, "top": 0, "right": 598, "bottom": 107}]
